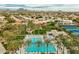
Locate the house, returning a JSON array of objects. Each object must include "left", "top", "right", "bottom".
[
  {"left": 58, "top": 19, "right": 73, "bottom": 25},
  {"left": 33, "top": 20, "right": 47, "bottom": 25},
  {"left": 47, "top": 30, "right": 67, "bottom": 37},
  {"left": 0, "top": 16, "right": 7, "bottom": 27},
  {"left": 20, "top": 15, "right": 32, "bottom": 21},
  {"left": 10, "top": 15, "right": 27, "bottom": 25},
  {"left": 33, "top": 18, "right": 54, "bottom": 25},
  {"left": 69, "top": 14, "right": 79, "bottom": 19},
  {"left": 0, "top": 16, "right": 6, "bottom": 23},
  {"left": 47, "top": 30, "right": 59, "bottom": 37}
]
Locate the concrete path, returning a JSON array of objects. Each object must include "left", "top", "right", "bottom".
[{"left": 0, "top": 43, "right": 6, "bottom": 54}]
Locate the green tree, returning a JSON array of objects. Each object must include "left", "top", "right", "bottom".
[
  {"left": 44, "top": 39, "right": 50, "bottom": 53},
  {"left": 25, "top": 40, "right": 32, "bottom": 47}
]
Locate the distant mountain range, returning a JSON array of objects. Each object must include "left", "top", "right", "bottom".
[{"left": 0, "top": 4, "right": 79, "bottom": 11}]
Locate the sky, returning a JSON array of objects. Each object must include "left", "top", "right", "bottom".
[
  {"left": 0, "top": 0, "right": 27, "bottom": 4},
  {"left": 0, "top": 4, "right": 79, "bottom": 8},
  {"left": 0, "top": 4, "right": 79, "bottom": 11},
  {"left": 0, "top": 0, "right": 79, "bottom": 11},
  {"left": 0, "top": 0, "right": 79, "bottom": 4}
]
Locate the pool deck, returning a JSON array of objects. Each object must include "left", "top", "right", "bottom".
[{"left": 15, "top": 35, "right": 68, "bottom": 54}]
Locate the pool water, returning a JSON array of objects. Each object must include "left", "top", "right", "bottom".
[
  {"left": 63, "top": 25, "right": 79, "bottom": 36},
  {"left": 25, "top": 38, "right": 56, "bottom": 53},
  {"left": 25, "top": 43, "right": 56, "bottom": 53},
  {"left": 31, "top": 38, "right": 41, "bottom": 43}
]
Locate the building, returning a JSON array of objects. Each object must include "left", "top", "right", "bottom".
[
  {"left": 47, "top": 30, "right": 59, "bottom": 37},
  {"left": 0, "top": 16, "right": 6, "bottom": 23},
  {"left": 10, "top": 15, "right": 27, "bottom": 25},
  {"left": 58, "top": 19, "right": 73, "bottom": 25},
  {"left": 47, "top": 30, "right": 67, "bottom": 37},
  {"left": 69, "top": 14, "right": 79, "bottom": 19}
]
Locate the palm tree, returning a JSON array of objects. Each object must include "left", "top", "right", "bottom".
[
  {"left": 35, "top": 41, "right": 42, "bottom": 53},
  {"left": 55, "top": 34, "right": 63, "bottom": 54},
  {"left": 7, "top": 41, "right": 19, "bottom": 53},
  {"left": 25, "top": 40, "right": 32, "bottom": 47},
  {"left": 44, "top": 39, "right": 50, "bottom": 53},
  {"left": 35, "top": 41, "right": 42, "bottom": 47}
]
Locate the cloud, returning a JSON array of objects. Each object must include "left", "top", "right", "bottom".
[{"left": 0, "top": 4, "right": 79, "bottom": 11}]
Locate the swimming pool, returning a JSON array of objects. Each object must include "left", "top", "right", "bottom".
[
  {"left": 31, "top": 38, "right": 41, "bottom": 43},
  {"left": 25, "top": 43, "right": 56, "bottom": 53},
  {"left": 24, "top": 37, "right": 57, "bottom": 53},
  {"left": 63, "top": 25, "right": 79, "bottom": 36}
]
